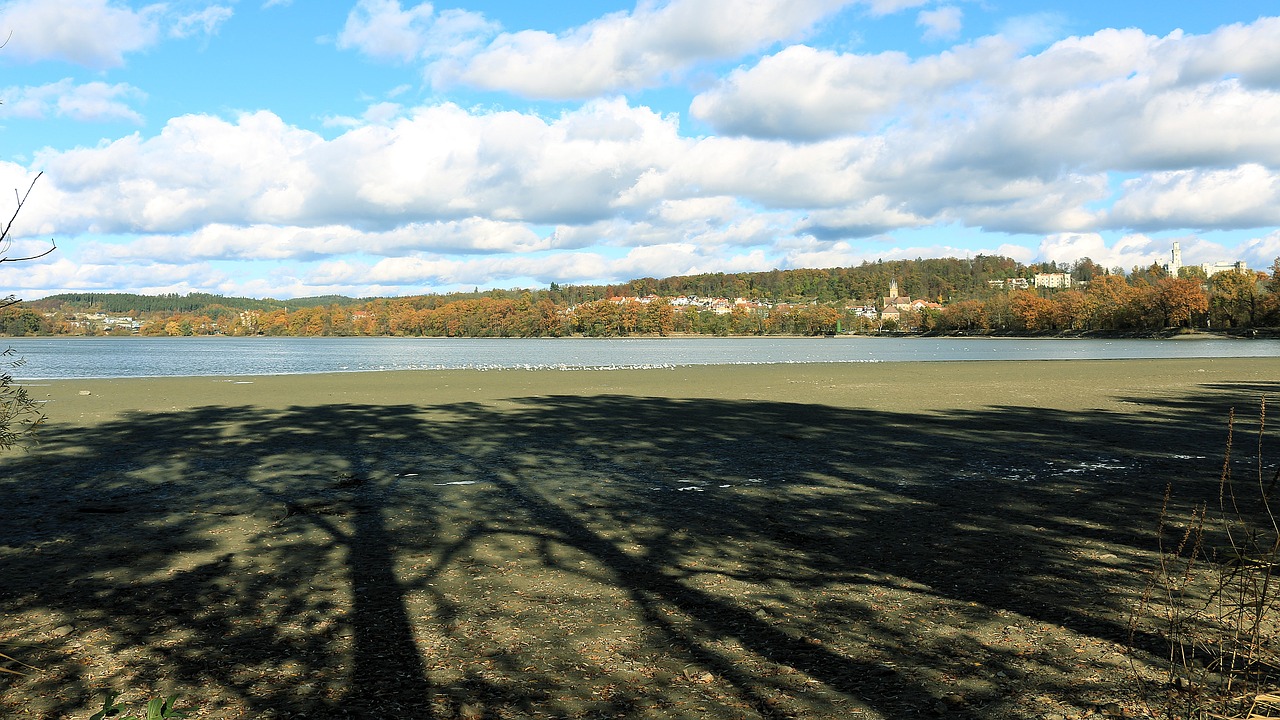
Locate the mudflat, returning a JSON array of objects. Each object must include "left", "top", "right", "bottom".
[{"left": 1, "top": 358, "right": 1276, "bottom": 719}]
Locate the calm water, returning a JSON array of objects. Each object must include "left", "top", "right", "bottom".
[{"left": 5, "top": 335, "right": 1278, "bottom": 380}]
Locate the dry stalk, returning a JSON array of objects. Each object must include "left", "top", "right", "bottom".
[{"left": 1133, "top": 398, "right": 1279, "bottom": 720}]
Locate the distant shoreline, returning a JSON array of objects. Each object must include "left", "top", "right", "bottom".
[{"left": 4, "top": 327, "right": 1277, "bottom": 341}]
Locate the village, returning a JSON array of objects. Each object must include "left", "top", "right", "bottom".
[{"left": 18, "top": 243, "right": 1263, "bottom": 338}]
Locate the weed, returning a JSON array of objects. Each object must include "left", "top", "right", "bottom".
[
  {"left": 1132, "top": 398, "right": 1280, "bottom": 719},
  {"left": 89, "top": 692, "right": 192, "bottom": 720}
]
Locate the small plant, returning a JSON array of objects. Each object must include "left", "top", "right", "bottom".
[
  {"left": 89, "top": 692, "right": 193, "bottom": 720},
  {"left": 0, "top": 346, "right": 44, "bottom": 450},
  {"left": 1132, "top": 398, "right": 1280, "bottom": 719}
]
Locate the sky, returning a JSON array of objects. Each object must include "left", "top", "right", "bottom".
[{"left": 1, "top": 0, "right": 1279, "bottom": 300}]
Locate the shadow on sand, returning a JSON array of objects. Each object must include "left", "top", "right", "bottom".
[{"left": 1, "top": 377, "right": 1275, "bottom": 718}]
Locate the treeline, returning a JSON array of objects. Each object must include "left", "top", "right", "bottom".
[
  {"left": 927, "top": 272, "right": 1277, "bottom": 334},
  {"left": 30, "top": 292, "right": 366, "bottom": 315},
  {"left": 7, "top": 256, "right": 1280, "bottom": 338},
  {"left": 595, "top": 255, "right": 1073, "bottom": 304}
]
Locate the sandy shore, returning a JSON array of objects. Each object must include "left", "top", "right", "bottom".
[
  {"left": 25, "top": 356, "right": 1277, "bottom": 420},
  {"left": 2, "top": 358, "right": 1278, "bottom": 719}
]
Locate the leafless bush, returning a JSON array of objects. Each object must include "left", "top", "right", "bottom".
[{"left": 1133, "top": 399, "right": 1280, "bottom": 719}]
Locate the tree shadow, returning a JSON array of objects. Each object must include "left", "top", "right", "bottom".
[{"left": 0, "top": 376, "right": 1273, "bottom": 718}]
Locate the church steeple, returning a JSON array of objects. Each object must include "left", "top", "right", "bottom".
[{"left": 889, "top": 279, "right": 899, "bottom": 298}]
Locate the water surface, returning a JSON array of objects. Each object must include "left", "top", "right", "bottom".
[{"left": 8, "top": 335, "right": 1278, "bottom": 380}]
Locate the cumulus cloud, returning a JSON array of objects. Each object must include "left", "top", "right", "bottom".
[
  {"left": 1107, "top": 165, "right": 1280, "bottom": 231},
  {"left": 690, "top": 39, "right": 1011, "bottom": 139},
  {"left": 17, "top": 99, "right": 694, "bottom": 237},
  {"left": 6, "top": 255, "right": 227, "bottom": 297},
  {"left": 13, "top": 10, "right": 1280, "bottom": 298},
  {"left": 337, "top": 0, "right": 496, "bottom": 63},
  {"left": 798, "top": 197, "right": 930, "bottom": 239},
  {"left": 1036, "top": 232, "right": 1165, "bottom": 271},
  {"left": 1238, "top": 230, "right": 1280, "bottom": 265},
  {"left": 693, "top": 18, "right": 1280, "bottom": 157},
  {"left": 79, "top": 219, "right": 551, "bottom": 263},
  {"left": 0, "top": 79, "right": 146, "bottom": 123},
  {"left": 685, "top": 16, "right": 1280, "bottom": 234},
  {"left": 781, "top": 236, "right": 995, "bottom": 269},
  {"left": 431, "top": 0, "right": 856, "bottom": 98},
  {"left": 0, "top": 0, "right": 163, "bottom": 68}
]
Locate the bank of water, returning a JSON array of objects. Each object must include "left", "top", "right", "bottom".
[{"left": 6, "top": 335, "right": 1277, "bottom": 380}]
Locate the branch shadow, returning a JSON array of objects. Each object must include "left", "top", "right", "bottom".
[{"left": 1, "top": 377, "right": 1273, "bottom": 718}]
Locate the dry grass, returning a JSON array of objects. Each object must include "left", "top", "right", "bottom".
[{"left": 1133, "top": 399, "right": 1280, "bottom": 720}]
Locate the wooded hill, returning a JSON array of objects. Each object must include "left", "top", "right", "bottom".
[{"left": 8, "top": 255, "right": 1280, "bottom": 337}]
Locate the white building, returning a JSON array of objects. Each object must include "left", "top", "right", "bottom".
[
  {"left": 1164, "top": 241, "right": 1247, "bottom": 278},
  {"left": 1033, "top": 273, "right": 1072, "bottom": 289}
]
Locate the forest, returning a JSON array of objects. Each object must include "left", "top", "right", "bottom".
[{"left": 6, "top": 255, "right": 1279, "bottom": 338}]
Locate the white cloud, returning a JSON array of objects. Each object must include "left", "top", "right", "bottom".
[
  {"left": 1173, "top": 16, "right": 1280, "bottom": 89},
  {"left": 337, "top": 0, "right": 495, "bottom": 63},
  {"left": 1239, "top": 230, "right": 1280, "bottom": 266},
  {"left": 10, "top": 11, "right": 1280, "bottom": 299},
  {"left": 169, "top": 5, "right": 233, "bottom": 39},
  {"left": 1033, "top": 231, "right": 1270, "bottom": 272},
  {"left": 693, "top": 18, "right": 1280, "bottom": 158},
  {"left": 781, "top": 236, "right": 993, "bottom": 269},
  {"left": 917, "top": 6, "right": 962, "bottom": 42},
  {"left": 798, "top": 197, "right": 930, "bottom": 238},
  {"left": 435, "top": 0, "right": 855, "bottom": 98},
  {"left": 686, "top": 16, "right": 1280, "bottom": 235},
  {"left": 1036, "top": 232, "right": 1165, "bottom": 271},
  {"left": 0, "top": 0, "right": 162, "bottom": 68},
  {"left": 21, "top": 100, "right": 688, "bottom": 234},
  {"left": 79, "top": 219, "right": 550, "bottom": 263},
  {"left": 5, "top": 255, "right": 227, "bottom": 297},
  {"left": 0, "top": 79, "right": 146, "bottom": 123},
  {"left": 1107, "top": 165, "right": 1280, "bottom": 231},
  {"left": 690, "top": 38, "right": 1010, "bottom": 138}
]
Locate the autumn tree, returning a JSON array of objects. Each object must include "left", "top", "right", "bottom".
[
  {"left": 937, "top": 299, "right": 989, "bottom": 332},
  {"left": 1151, "top": 277, "right": 1208, "bottom": 328},
  {"left": 1081, "top": 275, "right": 1136, "bottom": 330},
  {"left": 1009, "top": 291, "right": 1058, "bottom": 333},
  {"left": 1210, "top": 270, "right": 1261, "bottom": 328},
  {"left": 1263, "top": 258, "right": 1280, "bottom": 326},
  {"left": 1051, "top": 290, "right": 1087, "bottom": 331}
]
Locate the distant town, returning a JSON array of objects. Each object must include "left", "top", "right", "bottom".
[{"left": 6, "top": 248, "right": 1277, "bottom": 338}]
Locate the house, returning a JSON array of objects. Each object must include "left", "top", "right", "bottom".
[
  {"left": 989, "top": 278, "right": 1030, "bottom": 290},
  {"left": 1201, "top": 261, "right": 1249, "bottom": 277},
  {"left": 1034, "top": 273, "right": 1072, "bottom": 289}
]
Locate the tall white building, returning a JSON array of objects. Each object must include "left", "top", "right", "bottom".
[
  {"left": 1163, "top": 241, "right": 1247, "bottom": 278},
  {"left": 1164, "top": 242, "right": 1183, "bottom": 277}
]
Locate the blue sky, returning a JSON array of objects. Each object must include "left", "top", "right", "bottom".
[{"left": 2, "top": 0, "right": 1279, "bottom": 299}]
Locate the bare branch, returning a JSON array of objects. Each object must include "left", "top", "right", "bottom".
[
  {"left": 0, "top": 239, "right": 56, "bottom": 264},
  {"left": 0, "top": 172, "right": 55, "bottom": 266},
  {"left": 0, "top": 171, "right": 42, "bottom": 244}
]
